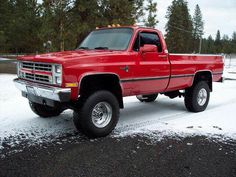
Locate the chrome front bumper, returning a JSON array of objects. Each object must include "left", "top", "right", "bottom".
[{"left": 14, "top": 78, "right": 71, "bottom": 102}]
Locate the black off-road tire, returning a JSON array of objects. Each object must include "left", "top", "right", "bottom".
[
  {"left": 73, "top": 90, "right": 120, "bottom": 138},
  {"left": 184, "top": 81, "right": 210, "bottom": 112},
  {"left": 29, "top": 101, "right": 63, "bottom": 118},
  {"left": 136, "top": 94, "right": 158, "bottom": 102}
]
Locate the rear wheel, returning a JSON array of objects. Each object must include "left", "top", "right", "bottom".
[
  {"left": 136, "top": 94, "right": 158, "bottom": 102},
  {"left": 29, "top": 101, "right": 63, "bottom": 118},
  {"left": 184, "top": 81, "right": 210, "bottom": 112},
  {"left": 73, "top": 90, "right": 119, "bottom": 138}
]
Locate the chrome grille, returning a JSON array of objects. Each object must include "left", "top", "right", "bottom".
[
  {"left": 22, "top": 62, "right": 52, "bottom": 72},
  {"left": 22, "top": 62, "right": 33, "bottom": 70},
  {"left": 19, "top": 61, "right": 53, "bottom": 84},
  {"left": 25, "top": 73, "right": 51, "bottom": 83}
]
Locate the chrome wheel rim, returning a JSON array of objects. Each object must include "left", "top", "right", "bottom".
[
  {"left": 91, "top": 102, "right": 112, "bottom": 128},
  {"left": 197, "top": 88, "right": 207, "bottom": 106}
]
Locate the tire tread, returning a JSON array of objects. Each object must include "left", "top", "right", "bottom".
[
  {"left": 73, "top": 90, "right": 119, "bottom": 138},
  {"left": 184, "top": 81, "right": 210, "bottom": 112}
]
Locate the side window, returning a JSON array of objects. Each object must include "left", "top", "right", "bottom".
[
  {"left": 133, "top": 33, "right": 140, "bottom": 52},
  {"left": 140, "top": 32, "right": 162, "bottom": 52}
]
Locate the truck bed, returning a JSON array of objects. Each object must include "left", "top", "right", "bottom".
[{"left": 166, "top": 54, "right": 224, "bottom": 92}]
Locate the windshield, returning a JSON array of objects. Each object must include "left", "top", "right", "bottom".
[{"left": 77, "top": 28, "right": 133, "bottom": 51}]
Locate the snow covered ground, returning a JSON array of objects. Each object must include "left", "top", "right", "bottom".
[
  {"left": 0, "top": 57, "right": 11, "bottom": 61},
  {"left": 0, "top": 65, "right": 236, "bottom": 149}
]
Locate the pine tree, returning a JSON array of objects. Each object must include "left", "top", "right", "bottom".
[
  {"left": 165, "top": 0, "right": 193, "bottom": 53},
  {"left": 215, "top": 30, "right": 222, "bottom": 53},
  {"left": 145, "top": 0, "right": 158, "bottom": 28},
  {"left": 39, "top": 0, "right": 56, "bottom": 52},
  {"left": 231, "top": 32, "right": 236, "bottom": 53},
  {"left": 222, "top": 35, "right": 231, "bottom": 54},
  {"left": 0, "top": 0, "right": 12, "bottom": 52},
  {"left": 50, "top": 0, "right": 74, "bottom": 51},
  {"left": 71, "top": 0, "right": 101, "bottom": 46},
  {"left": 40, "top": 0, "right": 77, "bottom": 52},
  {"left": 72, "top": 0, "right": 144, "bottom": 47},
  {"left": 192, "top": 4, "right": 204, "bottom": 53},
  {"left": 7, "top": 0, "right": 42, "bottom": 53},
  {"left": 1, "top": 0, "right": 145, "bottom": 53},
  {"left": 201, "top": 38, "right": 207, "bottom": 53},
  {"left": 204, "top": 35, "right": 215, "bottom": 54},
  {"left": 99, "top": 0, "right": 144, "bottom": 26}
]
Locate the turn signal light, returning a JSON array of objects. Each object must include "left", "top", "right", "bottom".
[{"left": 65, "top": 83, "right": 78, "bottom": 88}]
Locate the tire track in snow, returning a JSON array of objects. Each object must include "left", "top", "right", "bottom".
[
  {"left": 115, "top": 111, "right": 189, "bottom": 134},
  {"left": 114, "top": 97, "right": 236, "bottom": 135}
]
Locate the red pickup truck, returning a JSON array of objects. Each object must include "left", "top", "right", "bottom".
[{"left": 14, "top": 26, "right": 224, "bottom": 137}]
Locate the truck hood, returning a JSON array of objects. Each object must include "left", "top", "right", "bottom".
[{"left": 18, "top": 50, "right": 125, "bottom": 64}]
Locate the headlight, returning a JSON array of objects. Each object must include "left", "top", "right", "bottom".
[
  {"left": 55, "top": 65, "right": 62, "bottom": 73},
  {"left": 55, "top": 76, "right": 62, "bottom": 84},
  {"left": 17, "top": 62, "right": 22, "bottom": 77},
  {"left": 53, "top": 64, "right": 62, "bottom": 85}
]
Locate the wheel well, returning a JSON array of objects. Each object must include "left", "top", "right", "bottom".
[
  {"left": 193, "top": 71, "right": 212, "bottom": 91},
  {"left": 79, "top": 74, "right": 124, "bottom": 108}
]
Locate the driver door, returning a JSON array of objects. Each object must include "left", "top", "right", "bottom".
[{"left": 131, "top": 31, "right": 170, "bottom": 95}]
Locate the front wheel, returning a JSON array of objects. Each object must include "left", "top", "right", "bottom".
[
  {"left": 136, "top": 94, "right": 158, "bottom": 102},
  {"left": 29, "top": 101, "right": 63, "bottom": 118},
  {"left": 73, "top": 90, "right": 120, "bottom": 138},
  {"left": 184, "top": 81, "right": 210, "bottom": 112}
]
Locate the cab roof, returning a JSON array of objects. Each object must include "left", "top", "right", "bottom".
[{"left": 95, "top": 25, "right": 161, "bottom": 33}]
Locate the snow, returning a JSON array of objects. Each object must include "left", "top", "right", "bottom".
[
  {"left": 0, "top": 74, "right": 75, "bottom": 149},
  {"left": 1, "top": 64, "right": 236, "bottom": 149},
  {"left": 117, "top": 80, "right": 236, "bottom": 139},
  {"left": 0, "top": 57, "right": 11, "bottom": 61},
  {"left": 224, "top": 58, "right": 236, "bottom": 80}
]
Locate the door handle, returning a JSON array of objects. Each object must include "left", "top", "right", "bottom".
[{"left": 120, "top": 65, "right": 129, "bottom": 72}]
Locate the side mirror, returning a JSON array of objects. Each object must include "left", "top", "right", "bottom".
[{"left": 140, "top": 44, "right": 157, "bottom": 53}]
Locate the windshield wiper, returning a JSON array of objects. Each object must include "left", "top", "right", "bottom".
[
  {"left": 78, "top": 46, "right": 89, "bottom": 50},
  {"left": 94, "top": 47, "right": 109, "bottom": 50}
]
